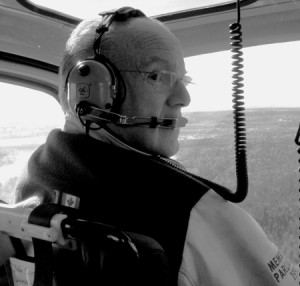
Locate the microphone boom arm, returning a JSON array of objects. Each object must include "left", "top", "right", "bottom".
[{"left": 76, "top": 101, "right": 187, "bottom": 129}]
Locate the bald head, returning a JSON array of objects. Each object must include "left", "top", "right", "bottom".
[{"left": 101, "top": 18, "right": 183, "bottom": 73}]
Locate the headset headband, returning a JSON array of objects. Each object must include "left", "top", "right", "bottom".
[{"left": 93, "top": 7, "right": 146, "bottom": 56}]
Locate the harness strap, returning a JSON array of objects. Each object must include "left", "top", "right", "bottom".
[{"left": 28, "top": 204, "right": 69, "bottom": 286}]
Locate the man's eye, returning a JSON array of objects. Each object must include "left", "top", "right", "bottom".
[{"left": 148, "top": 72, "right": 160, "bottom": 81}]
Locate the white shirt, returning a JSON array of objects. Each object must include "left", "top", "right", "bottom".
[{"left": 178, "top": 190, "right": 299, "bottom": 286}]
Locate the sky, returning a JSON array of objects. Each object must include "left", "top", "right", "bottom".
[
  {"left": 184, "top": 41, "right": 300, "bottom": 112},
  {"left": 0, "top": 87, "right": 64, "bottom": 126}
]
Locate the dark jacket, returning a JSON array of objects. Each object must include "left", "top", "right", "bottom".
[
  {"left": 14, "top": 129, "right": 294, "bottom": 286},
  {"left": 14, "top": 129, "right": 213, "bottom": 284}
]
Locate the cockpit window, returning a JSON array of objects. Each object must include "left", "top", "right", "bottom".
[
  {"left": 183, "top": 41, "right": 300, "bottom": 112},
  {"left": 0, "top": 83, "right": 64, "bottom": 203}
]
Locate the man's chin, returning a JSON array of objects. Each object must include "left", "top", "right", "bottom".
[{"left": 158, "top": 140, "right": 180, "bottom": 158}]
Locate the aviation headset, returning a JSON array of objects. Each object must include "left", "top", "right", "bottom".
[
  {"left": 66, "top": 7, "right": 187, "bottom": 134},
  {"left": 66, "top": 7, "right": 145, "bottom": 133}
]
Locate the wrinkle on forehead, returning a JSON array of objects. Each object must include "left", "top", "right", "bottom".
[
  {"left": 132, "top": 37, "right": 175, "bottom": 70},
  {"left": 116, "top": 19, "right": 183, "bottom": 71}
]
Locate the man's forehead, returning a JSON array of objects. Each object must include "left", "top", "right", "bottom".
[
  {"left": 119, "top": 18, "right": 176, "bottom": 47},
  {"left": 115, "top": 18, "right": 184, "bottom": 71}
]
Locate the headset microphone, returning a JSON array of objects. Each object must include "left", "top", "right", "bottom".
[{"left": 76, "top": 101, "right": 188, "bottom": 129}]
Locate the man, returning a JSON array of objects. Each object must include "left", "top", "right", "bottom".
[{"left": 13, "top": 7, "right": 298, "bottom": 286}]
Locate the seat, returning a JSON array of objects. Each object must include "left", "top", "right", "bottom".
[{"left": 0, "top": 201, "right": 171, "bottom": 286}]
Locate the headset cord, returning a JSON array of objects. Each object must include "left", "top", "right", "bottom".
[{"left": 226, "top": 0, "right": 248, "bottom": 203}]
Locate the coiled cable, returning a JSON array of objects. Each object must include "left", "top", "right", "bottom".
[{"left": 225, "top": 0, "right": 249, "bottom": 202}]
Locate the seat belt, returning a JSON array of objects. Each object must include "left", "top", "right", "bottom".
[{"left": 28, "top": 203, "right": 73, "bottom": 286}]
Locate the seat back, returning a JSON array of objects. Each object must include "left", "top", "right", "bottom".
[{"left": 0, "top": 202, "right": 171, "bottom": 286}]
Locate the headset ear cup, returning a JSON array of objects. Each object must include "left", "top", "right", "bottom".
[
  {"left": 67, "top": 59, "right": 120, "bottom": 112},
  {"left": 94, "top": 55, "right": 125, "bottom": 113}
]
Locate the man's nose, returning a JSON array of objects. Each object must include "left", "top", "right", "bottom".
[{"left": 167, "top": 81, "right": 191, "bottom": 108}]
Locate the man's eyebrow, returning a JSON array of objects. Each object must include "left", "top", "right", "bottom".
[{"left": 140, "top": 56, "right": 173, "bottom": 70}]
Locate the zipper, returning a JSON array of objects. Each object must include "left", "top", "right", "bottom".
[
  {"left": 155, "top": 155, "right": 188, "bottom": 173},
  {"left": 154, "top": 155, "right": 234, "bottom": 200}
]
